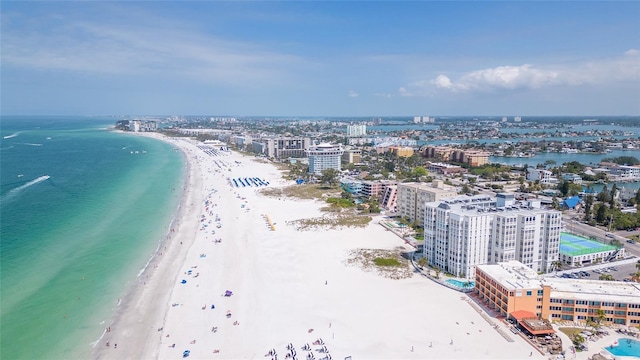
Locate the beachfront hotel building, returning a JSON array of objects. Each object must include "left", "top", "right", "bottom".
[
  {"left": 346, "top": 124, "right": 367, "bottom": 137},
  {"left": 252, "top": 137, "right": 312, "bottom": 160},
  {"left": 306, "top": 143, "right": 345, "bottom": 175},
  {"left": 423, "top": 195, "right": 562, "bottom": 279},
  {"left": 475, "top": 261, "right": 640, "bottom": 326},
  {"left": 361, "top": 180, "right": 396, "bottom": 199},
  {"left": 396, "top": 181, "right": 458, "bottom": 226}
]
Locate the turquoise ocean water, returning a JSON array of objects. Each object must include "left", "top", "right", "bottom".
[{"left": 0, "top": 116, "right": 184, "bottom": 359}]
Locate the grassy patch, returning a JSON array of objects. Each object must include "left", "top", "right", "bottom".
[
  {"left": 288, "top": 213, "right": 372, "bottom": 231},
  {"left": 346, "top": 248, "right": 412, "bottom": 280},
  {"left": 559, "top": 327, "right": 583, "bottom": 338},
  {"left": 373, "top": 257, "right": 402, "bottom": 266},
  {"left": 260, "top": 184, "right": 341, "bottom": 200},
  {"left": 326, "top": 197, "right": 355, "bottom": 208}
]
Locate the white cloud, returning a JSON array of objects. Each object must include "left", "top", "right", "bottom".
[
  {"left": 625, "top": 49, "right": 639, "bottom": 56},
  {"left": 400, "top": 50, "right": 640, "bottom": 96},
  {"left": 431, "top": 74, "right": 453, "bottom": 89},
  {"left": 0, "top": 10, "right": 308, "bottom": 87},
  {"left": 348, "top": 90, "right": 359, "bottom": 97}
]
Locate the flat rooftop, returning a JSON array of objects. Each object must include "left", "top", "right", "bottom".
[
  {"left": 427, "top": 195, "right": 554, "bottom": 217},
  {"left": 477, "top": 261, "right": 640, "bottom": 304}
]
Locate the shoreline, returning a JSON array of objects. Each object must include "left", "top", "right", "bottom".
[
  {"left": 92, "top": 132, "right": 633, "bottom": 360},
  {"left": 93, "top": 132, "right": 198, "bottom": 359}
]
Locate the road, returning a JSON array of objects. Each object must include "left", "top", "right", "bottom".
[{"left": 562, "top": 211, "right": 640, "bottom": 257}]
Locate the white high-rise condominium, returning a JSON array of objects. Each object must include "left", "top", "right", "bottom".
[
  {"left": 423, "top": 195, "right": 561, "bottom": 279},
  {"left": 346, "top": 124, "right": 367, "bottom": 137}
]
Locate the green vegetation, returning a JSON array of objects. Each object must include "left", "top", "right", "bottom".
[
  {"left": 469, "top": 164, "right": 512, "bottom": 179},
  {"left": 260, "top": 184, "right": 341, "bottom": 200},
  {"left": 320, "top": 168, "right": 340, "bottom": 187},
  {"left": 601, "top": 156, "right": 640, "bottom": 165},
  {"left": 373, "top": 257, "right": 402, "bottom": 267},
  {"left": 559, "top": 161, "right": 585, "bottom": 174},
  {"left": 599, "top": 274, "right": 615, "bottom": 281},
  {"left": 558, "top": 327, "right": 583, "bottom": 338},
  {"left": 346, "top": 249, "right": 412, "bottom": 280},
  {"left": 326, "top": 197, "right": 355, "bottom": 208},
  {"left": 557, "top": 179, "right": 583, "bottom": 197},
  {"left": 288, "top": 213, "right": 372, "bottom": 230}
]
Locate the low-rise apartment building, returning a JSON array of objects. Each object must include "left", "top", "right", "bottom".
[
  {"left": 476, "top": 261, "right": 640, "bottom": 327},
  {"left": 252, "top": 137, "right": 312, "bottom": 159},
  {"left": 421, "top": 146, "right": 489, "bottom": 167}
]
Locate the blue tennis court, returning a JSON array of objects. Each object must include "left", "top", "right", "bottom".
[{"left": 560, "top": 232, "right": 616, "bottom": 256}]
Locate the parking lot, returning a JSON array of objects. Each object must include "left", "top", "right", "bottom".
[{"left": 554, "top": 257, "right": 640, "bottom": 282}]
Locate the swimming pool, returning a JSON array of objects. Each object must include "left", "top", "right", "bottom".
[
  {"left": 446, "top": 279, "right": 475, "bottom": 288},
  {"left": 605, "top": 338, "right": 640, "bottom": 357}
]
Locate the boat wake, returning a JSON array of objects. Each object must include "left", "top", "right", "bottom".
[
  {"left": 3, "top": 132, "right": 19, "bottom": 139},
  {"left": 1, "top": 175, "right": 50, "bottom": 202}
]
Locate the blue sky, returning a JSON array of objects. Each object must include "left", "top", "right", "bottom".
[{"left": 1, "top": 1, "right": 639, "bottom": 116}]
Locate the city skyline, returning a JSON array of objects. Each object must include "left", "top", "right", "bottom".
[{"left": 1, "top": 1, "right": 639, "bottom": 116}]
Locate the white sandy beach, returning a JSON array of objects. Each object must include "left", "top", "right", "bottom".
[{"left": 93, "top": 133, "right": 631, "bottom": 360}]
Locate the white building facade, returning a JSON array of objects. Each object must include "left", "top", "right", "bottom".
[
  {"left": 306, "top": 143, "right": 345, "bottom": 175},
  {"left": 346, "top": 124, "right": 367, "bottom": 137},
  {"left": 527, "top": 168, "right": 555, "bottom": 184},
  {"left": 423, "top": 195, "right": 562, "bottom": 279}
]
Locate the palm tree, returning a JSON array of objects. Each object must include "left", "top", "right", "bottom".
[
  {"left": 572, "top": 333, "right": 586, "bottom": 347},
  {"left": 594, "top": 309, "right": 607, "bottom": 331},
  {"left": 417, "top": 257, "right": 428, "bottom": 269},
  {"left": 552, "top": 260, "right": 563, "bottom": 273}
]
